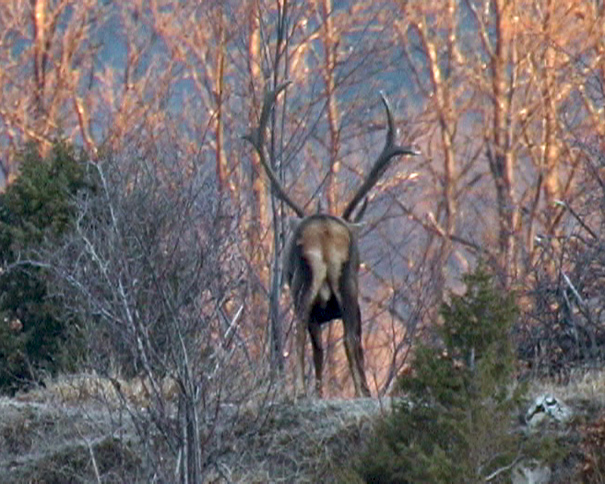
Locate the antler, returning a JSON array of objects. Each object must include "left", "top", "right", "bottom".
[
  {"left": 341, "top": 92, "right": 419, "bottom": 221},
  {"left": 243, "top": 81, "right": 306, "bottom": 218}
]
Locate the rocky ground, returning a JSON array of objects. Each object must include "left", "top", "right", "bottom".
[
  {"left": 1, "top": 371, "right": 604, "bottom": 483},
  {"left": 0, "top": 376, "right": 385, "bottom": 483}
]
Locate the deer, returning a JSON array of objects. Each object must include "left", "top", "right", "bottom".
[{"left": 244, "top": 82, "right": 419, "bottom": 398}]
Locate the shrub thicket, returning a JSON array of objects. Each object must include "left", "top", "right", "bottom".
[
  {"left": 0, "top": 141, "right": 91, "bottom": 393},
  {"left": 355, "top": 268, "right": 533, "bottom": 483},
  {"left": 580, "top": 413, "right": 605, "bottom": 483}
]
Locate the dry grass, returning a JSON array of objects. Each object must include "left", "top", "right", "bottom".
[
  {"left": 0, "top": 396, "right": 140, "bottom": 483},
  {"left": 527, "top": 368, "right": 605, "bottom": 410},
  {"left": 15, "top": 373, "right": 180, "bottom": 409},
  {"left": 202, "top": 397, "right": 385, "bottom": 483},
  {"left": 580, "top": 413, "right": 605, "bottom": 484},
  {"left": 2, "top": 373, "right": 389, "bottom": 483},
  {"left": 3, "top": 369, "right": 605, "bottom": 483}
]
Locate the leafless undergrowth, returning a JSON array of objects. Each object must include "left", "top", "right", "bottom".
[{"left": 29, "top": 148, "right": 282, "bottom": 482}]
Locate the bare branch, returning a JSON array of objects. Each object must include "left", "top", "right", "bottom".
[{"left": 554, "top": 200, "right": 598, "bottom": 240}]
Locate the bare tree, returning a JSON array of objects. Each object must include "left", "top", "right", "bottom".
[
  {"left": 5, "top": 0, "right": 604, "bottom": 400},
  {"left": 518, "top": 24, "right": 605, "bottom": 374},
  {"left": 0, "top": 0, "right": 104, "bottom": 178},
  {"left": 395, "top": 0, "right": 462, "bottom": 303},
  {"left": 40, "top": 144, "right": 262, "bottom": 482}
]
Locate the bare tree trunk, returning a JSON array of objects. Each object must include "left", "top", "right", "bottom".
[
  {"left": 267, "top": 0, "right": 291, "bottom": 375},
  {"left": 32, "top": 0, "right": 47, "bottom": 120},
  {"left": 247, "top": 0, "right": 270, "bottom": 337},
  {"left": 321, "top": 0, "right": 341, "bottom": 214},
  {"left": 488, "top": 0, "right": 518, "bottom": 288},
  {"left": 215, "top": 6, "right": 229, "bottom": 195},
  {"left": 541, "top": 0, "right": 561, "bottom": 235},
  {"left": 30, "top": 0, "right": 53, "bottom": 159},
  {"left": 319, "top": 0, "right": 342, "bottom": 392},
  {"left": 412, "top": 1, "right": 459, "bottom": 302},
  {"left": 178, "top": 384, "right": 202, "bottom": 484},
  {"left": 268, "top": 214, "right": 285, "bottom": 374},
  {"left": 440, "top": 0, "right": 459, "bottom": 286}
]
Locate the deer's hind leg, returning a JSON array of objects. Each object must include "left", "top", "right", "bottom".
[
  {"left": 308, "top": 322, "right": 324, "bottom": 397},
  {"left": 340, "top": 272, "right": 371, "bottom": 397}
]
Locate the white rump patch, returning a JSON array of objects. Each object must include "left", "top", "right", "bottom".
[{"left": 304, "top": 246, "right": 330, "bottom": 304}]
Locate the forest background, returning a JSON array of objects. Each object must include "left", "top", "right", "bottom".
[
  {"left": 0, "top": 1, "right": 604, "bottom": 480},
  {"left": 2, "top": 0, "right": 605, "bottom": 392}
]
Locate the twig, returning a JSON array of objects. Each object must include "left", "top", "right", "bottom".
[
  {"left": 562, "top": 271, "right": 584, "bottom": 305},
  {"left": 75, "top": 427, "right": 102, "bottom": 484},
  {"left": 554, "top": 200, "right": 598, "bottom": 240},
  {"left": 484, "top": 455, "right": 523, "bottom": 482}
]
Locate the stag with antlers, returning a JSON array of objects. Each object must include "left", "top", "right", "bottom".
[{"left": 245, "top": 82, "right": 418, "bottom": 398}]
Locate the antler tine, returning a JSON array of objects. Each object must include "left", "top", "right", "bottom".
[
  {"left": 341, "top": 92, "right": 419, "bottom": 221},
  {"left": 381, "top": 92, "right": 397, "bottom": 149},
  {"left": 243, "top": 81, "right": 306, "bottom": 218},
  {"left": 351, "top": 197, "right": 368, "bottom": 223}
]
